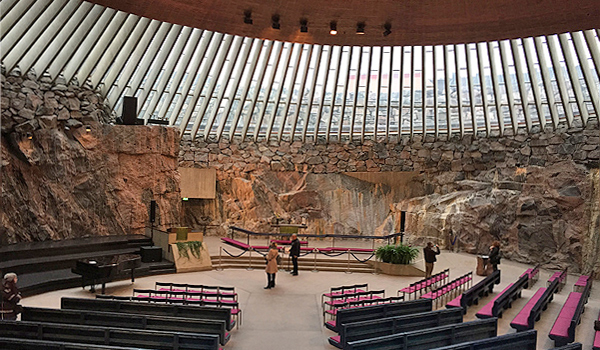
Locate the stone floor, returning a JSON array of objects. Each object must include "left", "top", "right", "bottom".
[{"left": 22, "top": 236, "right": 600, "bottom": 350}]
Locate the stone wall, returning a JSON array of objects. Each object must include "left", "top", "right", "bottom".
[
  {"left": 180, "top": 121, "right": 600, "bottom": 274},
  {"left": 1, "top": 70, "right": 181, "bottom": 245}
]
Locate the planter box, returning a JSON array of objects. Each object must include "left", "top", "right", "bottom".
[{"left": 367, "top": 261, "right": 425, "bottom": 276}]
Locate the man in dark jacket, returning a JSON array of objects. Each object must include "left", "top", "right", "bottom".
[
  {"left": 423, "top": 242, "right": 440, "bottom": 278},
  {"left": 1, "top": 273, "right": 21, "bottom": 320},
  {"left": 290, "top": 234, "right": 301, "bottom": 276}
]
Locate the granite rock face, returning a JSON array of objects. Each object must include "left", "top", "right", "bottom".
[
  {"left": 180, "top": 121, "right": 600, "bottom": 275},
  {"left": 1, "top": 71, "right": 181, "bottom": 245}
]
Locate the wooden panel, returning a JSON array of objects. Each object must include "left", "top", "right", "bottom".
[{"left": 179, "top": 167, "right": 216, "bottom": 199}]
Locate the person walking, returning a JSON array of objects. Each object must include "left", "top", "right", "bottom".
[
  {"left": 488, "top": 241, "right": 501, "bottom": 271},
  {"left": 265, "top": 242, "right": 279, "bottom": 289},
  {"left": 1, "top": 273, "right": 22, "bottom": 320},
  {"left": 289, "top": 234, "right": 300, "bottom": 276},
  {"left": 423, "top": 242, "right": 441, "bottom": 278}
]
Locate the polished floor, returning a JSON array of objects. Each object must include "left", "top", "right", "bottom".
[{"left": 22, "top": 236, "right": 600, "bottom": 350}]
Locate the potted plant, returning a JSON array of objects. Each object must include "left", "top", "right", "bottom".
[{"left": 371, "top": 243, "right": 423, "bottom": 276}]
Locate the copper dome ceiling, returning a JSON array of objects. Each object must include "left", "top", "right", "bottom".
[{"left": 89, "top": 0, "right": 600, "bottom": 46}]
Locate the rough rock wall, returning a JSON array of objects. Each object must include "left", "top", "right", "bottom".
[
  {"left": 180, "top": 121, "right": 599, "bottom": 273},
  {"left": 1, "top": 71, "right": 181, "bottom": 245}
]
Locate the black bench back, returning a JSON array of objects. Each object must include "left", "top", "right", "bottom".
[
  {"left": 22, "top": 307, "right": 229, "bottom": 345},
  {"left": 341, "top": 308, "right": 463, "bottom": 348},
  {"left": 492, "top": 274, "right": 528, "bottom": 317},
  {"left": 528, "top": 278, "right": 559, "bottom": 328},
  {"left": 0, "top": 337, "right": 146, "bottom": 350},
  {"left": 61, "top": 297, "right": 233, "bottom": 330},
  {"left": 346, "top": 318, "right": 498, "bottom": 350},
  {"left": 427, "top": 329, "right": 537, "bottom": 350},
  {"left": 0, "top": 320, "right": 220, "bottom": 350},
  {"left": 334, "top": 298, "right": 432, "bottom": 332}
]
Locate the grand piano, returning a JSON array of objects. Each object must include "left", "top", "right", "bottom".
[{"left": 72, "top": 254, "right": 141, "bottom": 294}]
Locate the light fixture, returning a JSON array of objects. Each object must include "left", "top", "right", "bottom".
[
  {"left": 300, "top": 18, "right": 308, "bottom": 33},
  {"left": 85, "top": 126, "right": 92, "bottom": 132},
  {"left": 26, "top": 133, "right": 33, "bottom": 140},
  {"left": 383, "top": 22, "right": 392, "bottom": 36},
  {"left": 272, "top": 14, "right": 280, "bottom": 30},
  {"left": 244, "top": 10, "right": 253, "bottom": 24},
  {"left": 329, "top": 21, "right": 337, "bottom": 35},
  {"left": 356, "top": 22, "right": 365, "bottom": 35},
  {"left": 182, "top": 197, "right": 189, "bottom": 201}
]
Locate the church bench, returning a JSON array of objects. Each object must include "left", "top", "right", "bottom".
[
  {"left": 446, "top": 270, "right": 500, "bottom": 314},
  {"left": 573, "top": 274, "right": 592, "bottom": 293},
  {"left": 62, "top": 297, "right": 235, "bottom": 331},
  {"left": 322, "top": 283, "right": 369, "bottom": 305},
  {"left": 329, "top": 308, "right": 463, "bottom": 349},
  {"left": 345, "top": 318, "right": 497, "bottom": 350},
  {"left": 398, "top": 269, "right": 449, "bottom": 299},
  {"left": 427, "top": 329, "right": 537, "bottom": 350},
  {"left": 549, "top": 280, "right": 592, "bottom": 347},
  {"left": 324, "top": 296, "right": 405, "bottom": 319},
  {"left": 520, "top": 264, "right": 540, "bottom": 289},
  {"left": 325, "top": 298, "right": 432, "bottom": 332},
  {"left": 0, "top": 320, "right": 221, "bottom": 350},
  {"left": 548, "top": 268, "right": 568, "bottom": 292},
  {"left": 22, "top": 306, "right": 231, "bottom": 345},
  {"left": 510, "top": 278, "right": 559, "bottom": 331},
  {"left": 421, "top": 272, "right": 472, "bottom": 308},
  {"left": 475, "top": 273, "right": 528, "bottom": 319},
  {"left": 549, "top": 343, "right": 583, "bottom": 350},
  {"left": 0, "top": 337, "right": 153, "bottom": 350}
]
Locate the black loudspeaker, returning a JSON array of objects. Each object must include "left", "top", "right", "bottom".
[
  {"left": 149, "top": 200, "right": 157, "bottom": 223},
  {"left": 140, "top": 246, "right": 162, "bottom": 263},
  {"left": 400, "top": 211, "right": 406, "bottom": 232},
  {"left": 122, "top": 96, "right": 138, "bottom": 125}
]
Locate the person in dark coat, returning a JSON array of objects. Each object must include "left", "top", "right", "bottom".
[
  {"left": 289, "top": 234, "right": 301, "bottom": 276},
  {"left": 1, "top": 273, "right": 22, "bottom": 320},
  {"left": 488, "top": 241, "right": 501, "bottom": 271},
  {"left": 423, "top": 242, "right": 440, "bottom": 278}
]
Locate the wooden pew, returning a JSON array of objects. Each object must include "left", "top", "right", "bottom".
[
  {"left": 345, "top": 318, "right": 498, "bottom": 350},
  {"left": 329, "top": 308, "right": 463, "bottom": 350},
  {"left": 0, "top": 320, "right": 220, "bottom": 350},
  {"left": 446, "top": 270, "right": 500, "bottom": 314},
  {"left": 325, "top": 298, "right": 432, "bottom": 333},
  {"left": 549, "top": 280, "right": 592, "bottom": 347},
  {"left": 520, "top": 264, "right": 540, "bottom": 289},
  {"left": 548, "top": 268, "right": 568, "bottom": 293},
  {"left": 510, "top": 278, "right": 559, "bottom": 331},
  {"left": 475, "top": 273, "right": 528, "bottom": 319},
  {"left": 61, "top": 297, "right": 235, "bottom": 331},
  {"left": 0, "top": 337, "right": 148, "bottom": 350},
  {"left": 22, "top": 306, "right": 231, "bottom": 345},
  {"left": 427, "top": 329, "right": 537, "bottom": 350}
]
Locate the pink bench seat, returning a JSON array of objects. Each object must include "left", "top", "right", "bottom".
[
  {"left": 446, "top": 295, "right": 462, "bottom": 308},
  {"left": 328, "top": 335, "right": 342, "bottom": 349},
  {"left": 476, "top": 283, "right": 514, "bottom": 318},
  {"left": 549, "top": 292, "right": 582, "bottom": 338},
  {"left": 510, "top": 287, "right": 546, "bottom": 331}
]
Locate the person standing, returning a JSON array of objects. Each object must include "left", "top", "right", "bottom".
[
  {"left": 289, "top": 234, "right": 301, "bottom": 276},
  {"left": 488, "top": 241, "right": 501, "bottom": 271},
  {"left": 1, "top": 273, "right": 22, "bottom": 320},
  {"left": 423, "top": 242, "right": 441, "bottom": 278},
  {"left": 265, "top": 242, "right": 279, "bottom": 289}
]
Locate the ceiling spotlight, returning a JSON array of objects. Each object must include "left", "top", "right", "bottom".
[
  {"left": 300, "top": 18, "right": 308, "bottom": 33},
  {"left": 356, "top": 22, "right": 365, "bottom": 35},
  {"left": 383, "top": 22, "right": 392, "bottom": 36},
  {"left": 272, "top": 14, "right": 280, "bottom": 30},
  {"left": 329, "top": 21, "right": 337, "bottom": 35},
  {"left": 244, "top": 10, "right": 253, "bottom": 24},
  {"left": 85, "top": 126, "right": 92, "bottom": 132},
  {"left": 26, "top": 133, "right": 33, "bottom": 140}
]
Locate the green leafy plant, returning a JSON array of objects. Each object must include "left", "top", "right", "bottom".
[
  {"left": 375, "top": 244, "right": 419, "bottom": 265},
  {"left": 176, "top": 241, "right": 203, "bottom": 260}
]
